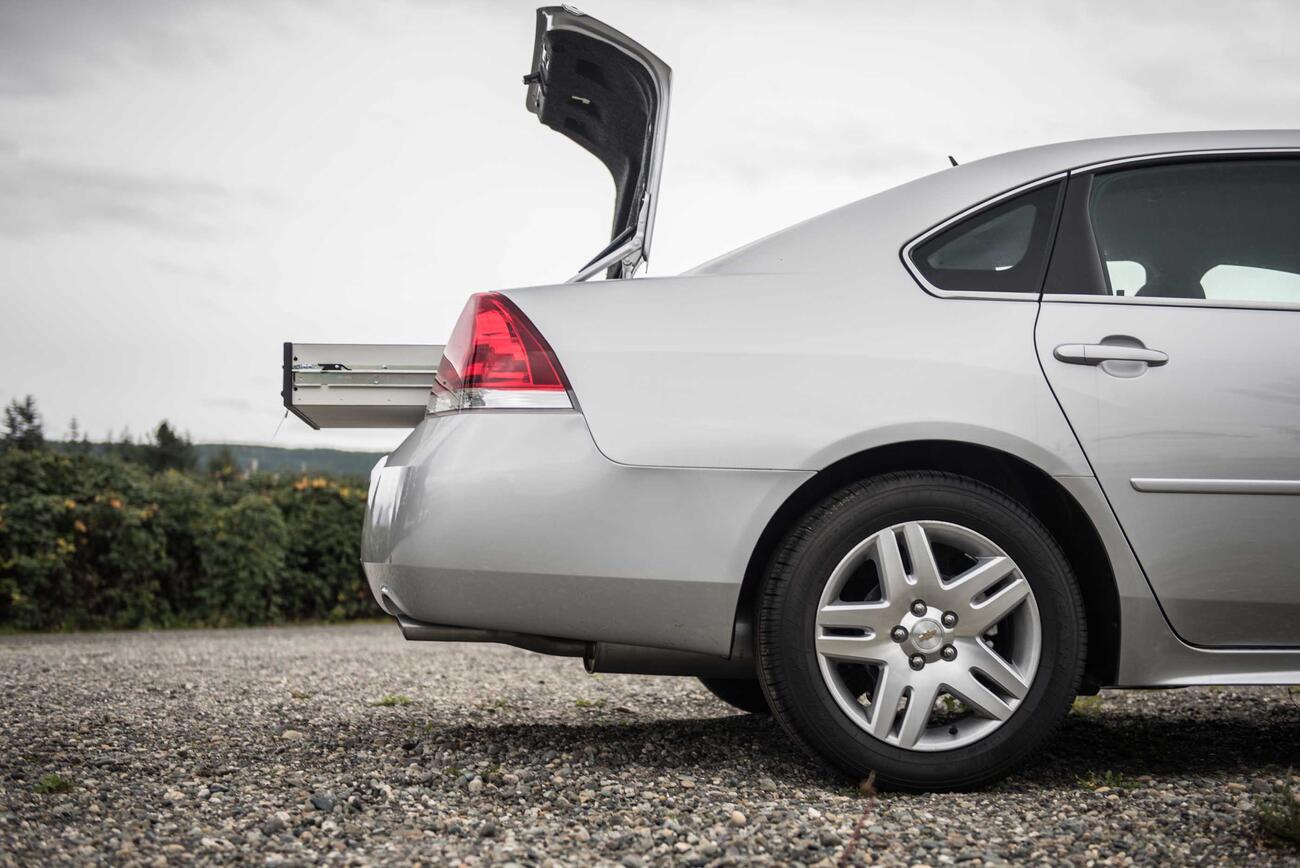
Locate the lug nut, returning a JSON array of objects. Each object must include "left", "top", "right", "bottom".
[
  {"left": 890, "top": 626, "right": 908, "bottom": 643},
  {"left": 909, "top": 654, "right": 926, "bottom": 671},
  {"left": 941, "top": 611, "right": 958, "bottom": 628},
  {"left": 940, "top": 644, "right": 957, "bottom": 661},
  {"left": 910, "top": 600, "right": 927, "bottom": 617}
]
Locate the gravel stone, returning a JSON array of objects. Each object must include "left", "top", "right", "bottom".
[
  {"left": 1, "top": 623, "right": 1297, "bottom": 864},
  {"left": 308, "top": 792, "right": 336, "bottom": 812}
]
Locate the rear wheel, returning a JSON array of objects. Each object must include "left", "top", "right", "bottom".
[
  {"left": 698, "top": 677, "right": 770, "bottom": 714},
  {"left": 757, "top": 471, "right": 1085, "bottom": 791}
]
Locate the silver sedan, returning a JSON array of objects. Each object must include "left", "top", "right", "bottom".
[{"left": 284, "top": 7, "right": 1300, "bottom": 790}]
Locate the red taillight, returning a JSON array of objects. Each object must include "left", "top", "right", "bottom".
[{"left": 429, "top": 293, "right": 572, "bottom": 413}]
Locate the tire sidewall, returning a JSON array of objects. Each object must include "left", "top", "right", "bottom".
[{"left": 760, "top": 475, "right": 1084, "bottom": 790}]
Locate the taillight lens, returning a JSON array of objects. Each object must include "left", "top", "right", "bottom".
[{"left": 429, "top": 292, "right": 573, "bottom": 414}]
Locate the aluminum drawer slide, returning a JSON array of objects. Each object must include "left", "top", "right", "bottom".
[{"left": 282, "top": 342, "right": 442, "bottom": 429}]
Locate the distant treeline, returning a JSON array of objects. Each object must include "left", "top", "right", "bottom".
[
  {"left": 192, "top": 443, "right": 385, "bottom": 478},
  {"left": 0, "top": 396, "right": 379, "bottom": 632},
  {"left": 3, "top": 394, "right": 384, "bottom": 477}
]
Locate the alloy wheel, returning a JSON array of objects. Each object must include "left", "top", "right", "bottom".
[{"left": 814, "top": 520, "right": 1041, "bottom": 751}]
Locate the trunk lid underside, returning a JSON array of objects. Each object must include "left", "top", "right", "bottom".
[{"left": 525, "top": 6, "right": 671, "bottom": 281}]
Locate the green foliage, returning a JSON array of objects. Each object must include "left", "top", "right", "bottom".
[
  {"left": 64, "top": 419, "right": 93, "bottom": 455},
  {"left": 0, "top": 448, "right": 376, "bottom": 631},
  {"left": 3, "top": 396, "right": 44, "bottom": 451},
  {"left": 206, "top": 445, "right": 238, "bottom": 478},
  {"left": 100, "top": 422, "right": 197, "bottom": 473},
  {"left": 1258, "top": 779, "right": 1300, "bottom": 846},
  {"left": 145, "top": 421, "right": 197, "bottom": 473},
  {"left": 33, "top": 773, "right": 73, "bottom": 794},
  {"left": 1071, "top": 694, "right": 1104, "bottom": 717},
  {"left": 196, "top": 494, "right": 288, "bottom": 624},
  {"left": 370, "top": 694, "right": 412, "bottom": 707},
  {"left": 274, "top": 477, "right": 375, "bottom": 622}
]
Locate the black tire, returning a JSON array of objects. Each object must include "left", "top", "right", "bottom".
[
  {"left": 698, "top": 677, "right": 771, "bottom": 715},
  {"left": 757, "top": 471, "right": 1085, "bottom": 791}
]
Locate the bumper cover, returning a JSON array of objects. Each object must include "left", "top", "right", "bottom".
[{"left": 363, "top": 411, "right": 810, "bottom": 656}]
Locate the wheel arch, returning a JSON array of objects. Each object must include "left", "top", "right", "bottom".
[{"left": 734, "top": 439, "right": 1121, "bottom": 692}]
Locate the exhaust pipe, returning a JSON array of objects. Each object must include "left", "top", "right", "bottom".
[
  {"left": 395, "top": 613, "right": 587, "bottom": 657},
  {"left": 382, "top": 590, "right": 585, "bottom": 657}
]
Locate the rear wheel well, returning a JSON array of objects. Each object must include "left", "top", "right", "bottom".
[{"left": 736, "top": 441, "right": 1119, "bottom": 692}]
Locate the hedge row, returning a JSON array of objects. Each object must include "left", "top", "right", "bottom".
[{"left": 0, "top": 449, "right": 378, "bottom": 631}]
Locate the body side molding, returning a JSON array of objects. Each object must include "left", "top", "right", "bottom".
[{"left": 1131, "top": 478, "right": 1300, "bottom": 495}]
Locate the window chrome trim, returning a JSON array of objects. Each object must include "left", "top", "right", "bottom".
[
  {"left": 1041, "top": 294, "right": 1300, "bottom": 313},
  {"left": 900, "top": 173, "right": 1066, "bottom": 301},
  {"left": 1043, "top": 147, "right": 1300, "bottom": 311},
  {"left": 1069, "top": 146, "right": 1300, "bottom": 176}
]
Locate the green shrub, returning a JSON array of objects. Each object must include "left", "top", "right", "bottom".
[
  {"left": 0, "top": 449, "right": 377, "bottom": 631},
  {"left": 196, "top": 494, "right": 288, "bottom": 625},
  {"left": 148, "top": 471, "right": 213, "bottom": 620},
  {"left": 69, "top": 491, "right": 169, "bottom": 628},
  {"left": 275, "top": 478, "right": 370, "bottom": 622}
]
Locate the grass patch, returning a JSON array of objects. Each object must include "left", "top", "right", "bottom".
[
  {"left": 289, "top": 690, "right": 313, "bottom": 700},
  {"left": 33, "top": 773, "right": 73, "bottom": 795},
  {"left": 1077, "top": 770, "right": 1139, "bottom": 791},
  {"left": 574, "top": 698, "right": 606, "bottom": 709},
  {"left": 1071, "top": 695, "right": 1104, "bottom": 717},
  {"left": 370, "top": 694, "right": 412, "bottom": 707},
  {"left": 1258, "top": 780, "right": 1300, "bottom": 847}
]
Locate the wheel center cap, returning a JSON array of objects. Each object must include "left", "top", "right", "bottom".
[{"left": 911, "top": 618, "right": 944, "bottom": 652}]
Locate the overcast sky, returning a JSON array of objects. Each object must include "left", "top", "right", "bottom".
[{"left": 3, "top": 0, "right": 1299, "bottom": 451}]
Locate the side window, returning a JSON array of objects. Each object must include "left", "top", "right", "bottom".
[
  {"left": 911, "top": 182, "right": 1062, "bottom": 294},
  {"left": 1087, "top": 159, "right": 1300, "bottom": 304}
]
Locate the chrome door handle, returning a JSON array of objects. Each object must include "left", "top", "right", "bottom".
[{"left": 1053, "top": 343, "right": 1169, "bottom": 366}]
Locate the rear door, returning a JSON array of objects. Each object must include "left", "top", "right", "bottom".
[{"left": 1035, "top": 155, "right": 1300, "bottom": 647}]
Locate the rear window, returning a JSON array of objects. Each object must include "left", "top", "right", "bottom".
[{"left": 911, "top": 182, "right": 1062, "bottom": 294}]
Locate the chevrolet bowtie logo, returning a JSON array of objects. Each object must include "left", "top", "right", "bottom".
[{"left": 916, "top": 628, "right": 938, "bottom": 642}]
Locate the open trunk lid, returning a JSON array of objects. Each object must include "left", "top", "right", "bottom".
[{"left": 525, "top": 6, "right": 671, "bottom": 281}]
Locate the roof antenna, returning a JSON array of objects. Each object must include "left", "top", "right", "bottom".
[{"left": 948, "top": 155, "right": 959, "bottom": 167}]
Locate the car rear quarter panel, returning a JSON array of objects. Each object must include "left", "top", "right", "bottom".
[{"left": 505, "top": 271, "right": 1091, "bottom": 476}]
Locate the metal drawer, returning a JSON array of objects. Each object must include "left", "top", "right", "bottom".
[{"left": 282, "top": 342, "right": 443, "bottom": 429}]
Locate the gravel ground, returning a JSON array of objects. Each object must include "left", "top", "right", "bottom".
[{"left": 2, "top": 623, "right": 1297, "bottom": 866}]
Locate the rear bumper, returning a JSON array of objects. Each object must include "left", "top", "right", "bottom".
[{"left": 362, "top": 411, "right": 810, "bottom": 656}]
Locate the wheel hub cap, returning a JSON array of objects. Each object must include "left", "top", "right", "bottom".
[{"left": 908, "top": 617, "right": 945, "bottom": 654}]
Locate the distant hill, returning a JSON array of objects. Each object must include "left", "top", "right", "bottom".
[{"left": 193, "top": 443, "right": 383, "bottom": 478}]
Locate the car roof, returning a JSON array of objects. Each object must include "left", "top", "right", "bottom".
[{"left": 692, "top": 129, "right": 1300, "bottom": 276}]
